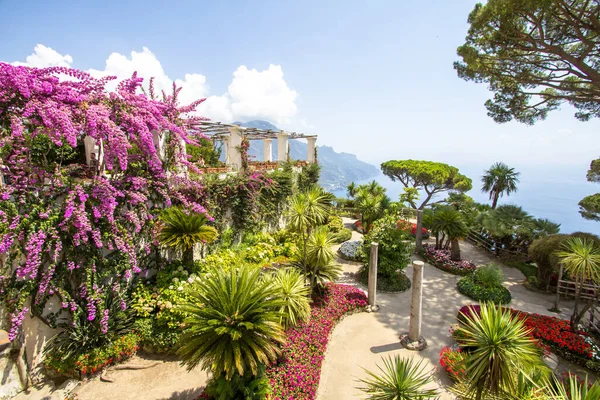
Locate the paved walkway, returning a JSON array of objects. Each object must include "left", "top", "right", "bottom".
[{"left": 318, "top": 218, "right": 578, "bottom": 399}]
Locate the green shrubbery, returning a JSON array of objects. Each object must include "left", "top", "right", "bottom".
[
  {"left": 330, "top": 228, "right": 352, "bottom": 244},
  {"left": 457, "top": 265, "right": 512, "bottom": 304},
  {"left": 358, "top": 213, "right": 413, "bottom": 292}
]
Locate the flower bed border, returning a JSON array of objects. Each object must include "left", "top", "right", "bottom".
[
  {"left": 455, "top": 305, "right": 600, "bottom": 374},
  {"left": 421, "top": 245, "right": 476, "bottom": 276}
]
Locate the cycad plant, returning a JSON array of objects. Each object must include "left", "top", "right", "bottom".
[
  {"left": 433, "top": 206, "right": 469, "bottom": 261},
  {"left": 159, "top": 206, "right": 218, "bottom": 266},
  {"left": 357, "top": 355, "right": 439, "bottom": 400},
  {"left": 355, "top": 188, "right": 384, "bottom": 234},
  {"left": 268, "top": 268, "right": 311, "bottom": 329},
  {"left": 455, "top": 303, "right": 546, "bottom": 400},
  {"left": 556, "top": 237, "right": 600, "bottom": 330},
  {"left": 304, "top": 226, "right": 341, "bottom": 291},
  {"left": 177, "top": 268, "right": 285, "bottom": 381}
]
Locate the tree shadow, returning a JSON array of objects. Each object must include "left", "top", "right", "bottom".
[{"left": 160, "top": 387, "right": 205, "bottom": 400}]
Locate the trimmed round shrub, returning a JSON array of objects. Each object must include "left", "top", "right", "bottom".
[
  {"left": 358, "top": 268, "right": 411, "bottom": 292},
  {"left": 457, "top": 275, "right": 512, "bottom": 304},
  {"left": 331, "top": 228, "right": 352, "bottom": 244},
  {"left": 529, "top": 232, "right": 600, "bottom": 291}
]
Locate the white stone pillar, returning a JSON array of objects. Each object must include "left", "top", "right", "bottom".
[
  {"left": 276, "top": 132, "right": 289, "bottom": 162},
  {"left": 263, "top": 139, "right": 273, "bottom": 162},
  {"left": 400, "top": 260, "right": 427, "bottom": 350},
  {"left": 307, "top": 137, "right": 317, "bottom": 163},
  {"left": 152, "top": 130, "right": 166, "bottom": 162},
  {"left": 226, "top": 126, "right": 243, "bottom": 170},
  {"left": 83, "top": 136, "right": 103, "bottom": 175},
  {"left": 368, "top": 242, "right": 379, "bottom": 310}
]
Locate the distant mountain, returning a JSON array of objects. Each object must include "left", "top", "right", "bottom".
[{"left": 233, "top": 120, "right": 380, "bottom": 191}]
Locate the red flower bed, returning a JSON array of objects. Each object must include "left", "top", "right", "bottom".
[
  {"left": 455, "top": 305, "right": 600, "bottom": 371},
  {"left": 439, "top": 346, "right": 467, "bottom": 381},
  {"left": 267, "top": 283, "right": 367, "bottom": 399},
  {"left": 396, "top": 220, "right": 429, "bottom": 238},
  {"left": 198, "top": 283, "right": 367, "bottom": 399}
]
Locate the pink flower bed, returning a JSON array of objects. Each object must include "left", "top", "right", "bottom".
[
  {"left": 267, "top": 283, "right": 367, "bottom": 399},
  {"left": 422, "top": 244, "right": 476, "bottom": 276}
]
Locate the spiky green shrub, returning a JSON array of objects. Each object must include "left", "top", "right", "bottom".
[
  {"left": 159, "top": 207, "right": 218, "bottom": 265},
  {"left": 177, "top": 268, "right": 285, "bottom": 382},
  {"left": 357, "top": 355, "right": 439, "bottom": 400},
  {"left": 268, "top": 268, "right": 311, "bottom": 329}
]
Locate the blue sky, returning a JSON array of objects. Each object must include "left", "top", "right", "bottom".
[{"left": 1, "top": 0, "right": 600, "bottom": 232}]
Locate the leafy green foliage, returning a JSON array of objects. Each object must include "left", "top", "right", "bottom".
[
  {"left": 428, "top": 206, "right": 469, "bottom": 261},
  {"left": 326, "top": 215, "right": 344, "bottom": 233},
  {"left": 268, "top": 268, "right": 311, "bottom": 329},
  {"left": 457, "top": 275, "right": 512, "bottom": 304},
  {"left": 177, "top": 267, "right": 285, "bottom": 379},
  {"left": 304, "top": 226, "right": 342, "bottom": 290},
  {"left": 529, "top": 232, "right": 600, "bottom": 290},
  {"left": 381, "top": 160, "right": 472, "bottom": 209},
  {"left": 455, "top": 303, "right": 546, "bottom": 399},
  {"left": 205, "top": 367, "right": 272, "bottom": 400},
  {"left": 475, "top": 264, "right": 504, "bottom": 288},
  {"left": 330, "top": 228, "right": 352, "bottom": 244},
  {"left": 159, "top": 207, "right": 218, "bottom": 265},
  {"left": 481, "top": 162, "right": 520, "bottom": 209},
  {"left": 29, "top": 133, "right": 81, "bottom": 171},
  {"left": 186, "top": 137, "right": 222, "bottom": 167},
  {"left": 357, "top": 355, "right": 439, "bottom": 400},
  {"left": 556, "top": 237, "right": 600, "bottom": 329},
  {"left": 546, "top": 374, "right": 600, "bottom": 400},
  {"left": 297, "top": 163, "right": 321, "bottom": 192},
  {"left": 455, "top": 0, "right": 600, "bottom": 124},
  {"left": 360, "top": 213, "right": 412, "bottom": 278},
  {"left": 44, "top": 292, "right": 136, "bottom": 369}
]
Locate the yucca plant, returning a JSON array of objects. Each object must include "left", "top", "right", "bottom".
[
  {"left": 158, "top": 206, "right": 218, "bottom": 266},
  {"left": 268, "top": 268, "right": 311, "bottom": 329},
  {"left": 545, "top": 374, "right": 600, "bottom": 400},
  {"left": 556, "top": 237, "right": 600, "bottom": 330},
  {"left": 455, "top": 303, "right": 545, "bottom": 400},
  {"left": 357, "top": 355, "right": 439, "bottom": 399},
  {"left": 177, "top": 267, "right": 285, "bottom": 381}
]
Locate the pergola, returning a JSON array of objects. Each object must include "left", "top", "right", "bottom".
[{"left": 193, "top": 121, "right": 318, "bottom": 171}]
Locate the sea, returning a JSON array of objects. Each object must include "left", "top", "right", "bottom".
[{"left": 331, "top": 164, "right": 600, "bottom": 235}]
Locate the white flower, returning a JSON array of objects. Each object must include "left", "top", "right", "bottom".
[
  {"left": 169, "top": 285, "right": 174, "bottom": 290},
  {"left": 178, "top": 286, "right": 184, "bottom": 291},
  {"left": 172, "top": 277, "right": 179, "bottom": 283}
]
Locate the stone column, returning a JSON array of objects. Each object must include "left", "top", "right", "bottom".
[
  {"left": 415, "top": 209, "right": 423, "bottom": 252},
  {"left": 226, "top": 126, "right": 243, "bottom": 170},
  {"left": 306, "top": 137, "right": 317, "bottom": 163},
  {"left": 400, "top": 260, "right": 427, "bottom": 350},
  {"left": 83, "top": 136, "right": 104, "bottom": 175},
  {"left": 368, "top": 243, "right": 379, "bottom": 310},
  {"left": 263, "top": 139, "right": 273, "bottom": 162},
  {"left": 276, "top": 132, "right": 289, "bottom": 162},
  {"left": 152, "top": 130, "right": 166, "bottom": 162}
]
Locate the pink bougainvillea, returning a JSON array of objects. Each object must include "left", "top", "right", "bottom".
[{"left": 0, "top": 62, "right": 213, "bottom": 338}]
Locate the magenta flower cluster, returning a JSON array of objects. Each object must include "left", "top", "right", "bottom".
[
  {"left": 266, "top": 283, "right": 367, "bottom": 399},
  {"left": 0, "top": 62, "right": 214, "bottom": 339},
  {"left": 8, "top": 307, "right": 29, "bottom": 341},
  {"left": 422, "top": 244, "right": 476, "bottom": 276}
]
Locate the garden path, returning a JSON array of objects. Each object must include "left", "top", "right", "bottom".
[{"left": 318, "top": 217, "right": 580, "bottom": 400}]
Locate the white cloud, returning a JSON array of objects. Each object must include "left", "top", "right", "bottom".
[
  {"left": 12, "top": 45, "right": 299, "bottom": 125},
  {"left": 13, "top": 44, "right": 73, "bottom": 68}
]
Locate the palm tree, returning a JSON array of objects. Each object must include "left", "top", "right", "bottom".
[
  {"left": 533, "top": 218, "right": 561, "bottom": 238},
  {"left": 479, "top": 205, "right": 534, "bottom": 253},
  {"left": 268, "top": 268, "right": 311, "bottom": 329},
  {"left": 366, "top": 180, "right": 386, "bottom": 197},
  {"left": 286, "top": 186, "right": 329, "bottom": 280},
  {"left": 177, "top": 267, "right": 285, "bottom": 380},
  {"left": 355, "top": 188, "right": 384, "bottom": 234},
  {"left": 455, "top": 303, "right": 546, "bottom": 400},
  {"left": 304, "top": 226, "right": 341, "bottom": 290},
  {"left": 159, "top": 207, "right": 218, "bottom": 266},
  {"left": 433, "top": 207, "right": 469, "bottom": 260},
  {"left": 556, "top": 238, "right": 600, "bottom": 330},
  {"left": 347, "top": 181, "right": 357, "bottom": 198},
  {"left": 481, "top": 162, "right": 520, "bottom": 209},
  {"left": 357, "top": 355, "right": 439, "bottom": 400}
]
